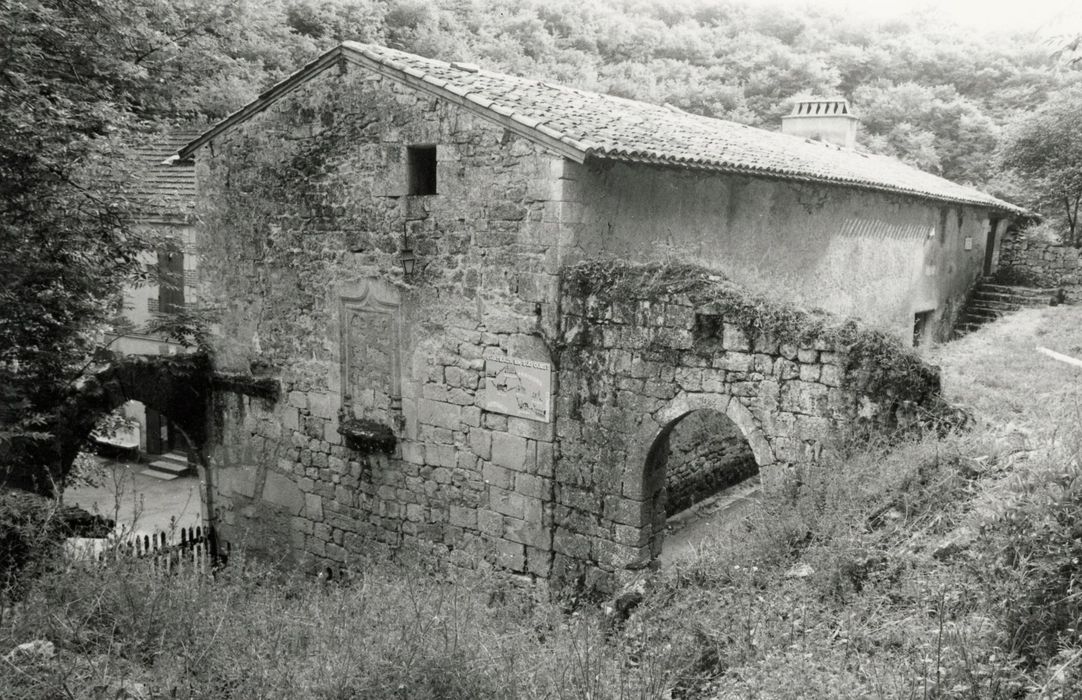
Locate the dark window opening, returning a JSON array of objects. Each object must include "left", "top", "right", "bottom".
[
  {"left": 984, "top": 217, "right": 1001, "bottom": 276},
  {"left": 157, "top": 250, "right": 184, "bottom": 313},
  {"left": 407, "top": 145, "right": 437, "bottom": 195},
  {"left": 938, "top": 208, "right": 949, "bottom": 245},
  {"left": 913, "top": 310, "right": 934, "bottom": 347}
]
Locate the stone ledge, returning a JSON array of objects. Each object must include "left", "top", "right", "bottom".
[
  {"left": 211, "top": 373, "right": 281, "bottom": 401},
  {"left": 338, "top": 418, "right": 396, "bottom": 454}
]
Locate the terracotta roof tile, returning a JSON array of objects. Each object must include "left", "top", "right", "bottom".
[
  {"left": 130, "top": 129, "right": 200, "bottom": 220},
  {"left": 179, "top": 43, "right": 1021, "bottom": 213},
  {"left": 341, "top": 42, "right": 1019, "bottom": 212}
]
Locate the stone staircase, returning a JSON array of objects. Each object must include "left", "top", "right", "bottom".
[
  {"left": 955, "top": 278, "right": 1064, "bottom": 337},
  {"left": 139, "top": 451, "right": 191, "bottom": 480}
]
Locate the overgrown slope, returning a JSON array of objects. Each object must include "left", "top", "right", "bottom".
[{"left": 2, "top": 306, "right": 1081, "bottom": 698}]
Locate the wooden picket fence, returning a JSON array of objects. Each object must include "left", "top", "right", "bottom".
[{"left": 65, "top": 525, "right": 228, "bottom": 574}]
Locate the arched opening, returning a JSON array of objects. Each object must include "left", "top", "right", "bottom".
[
  {"left": 644, "top": 407, "right": 762, "bottom": 565},
  {"left": 67, "top": 400, "right": 204, "bottom": 536}
]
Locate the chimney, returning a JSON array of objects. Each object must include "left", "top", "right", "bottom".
[{"left": 781, "top": 98, "right": 858, "bottom": 149}]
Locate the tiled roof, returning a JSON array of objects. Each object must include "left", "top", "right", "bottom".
[
  {"left": 132, "top": 129, "right": 200, "bottom": 221},
  {"left": 180, "top": 43, "right": 1022, "bottom": 213}
]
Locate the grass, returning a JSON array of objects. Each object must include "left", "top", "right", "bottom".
[{"left": 3, "top": 306, "right": 1082, "bottom": 698}]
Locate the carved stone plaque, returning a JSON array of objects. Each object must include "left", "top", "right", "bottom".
[{"left": 340, "top": 280, "right": 401, "bottom": 424}]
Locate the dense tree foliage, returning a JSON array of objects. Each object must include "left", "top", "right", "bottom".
[
  {"left": 0, "top": 0, "right": 306, "bottom": 493},
  {"left": 999, "top": 87, "right": 1082, "bottom": 246},
  {"left": 2, "top": 0, "right": 1080, "bottom": 493}
]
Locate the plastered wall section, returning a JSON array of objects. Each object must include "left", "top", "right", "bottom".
[
  {"left": 561, "top": 160, "right": 998, "bottom": 343},
  {"left": 196, "top": 66, "right": 572, "bottom": 579}
]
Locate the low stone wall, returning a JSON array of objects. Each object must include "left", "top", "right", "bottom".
[
  {"left": 663, "top": 410, "right": 758, "bottom": 516},
  {"left": 998, "top": 231, "right": 1082, "bottom": 301}
]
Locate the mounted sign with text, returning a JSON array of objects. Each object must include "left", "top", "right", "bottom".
[{"left": 484, "top": 356, "right": 551, "bottom": 422}]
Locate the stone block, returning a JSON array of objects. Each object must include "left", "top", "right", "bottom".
[
  {"left": 418, "top": 398, "right": 462, "bottom": 430},
  {"left": 780, "top": 381, "right": 829, "bottom": 415},
  {"left": 305, "top": 493, "right": 324, "bottom": 522},
  {"left": 217, "top": 464, "right": 259, "bottom": 499},
  {"left": 482, "top": 463, "right": 513, "bottom": 490},
  {"left": 478, "top": 509, "right": 502, "bottom": 536},
  {"left": 819, "top": 364, "right": 844, "bottom": 386},
  {"left": 308, "top": 392, "right": 337, "bottom": 419},
  {"left": 449, "top": 505, "right": 476, "bottom": 529},
  {"left": 503, "top": 516, "right": 552, "bottom": 549},
  {"left": 526, "top": 547, "right": 552, "bottom": 577},
  {"left": 722, "top": 324, "right": 751, "bottom": 352},
  {"left": 603, "top": 496, "right": 650, "bottom": 526},
  {"left": 282, "top": 407, "right": 300, "bottom": 432},
  {"left": 723, "top": 352, "right": 753, "bottom": 373},
  {"left": 489, "top": 486, "right": 542, "bottom": 522},
  {"left": 288, "top": 391, "right": 307, "bottom": 410},
  {"left": 774, "top": 358, "right": 800, "bottom": 380},
  {"left": 799, "top": 364, "right": 821, "bottom": 382},
  {"left": 468, "top": 429, "right": 492, "bottom": 460},
  {"left": 263, "top": 471, "right": 305, "bottom": 515},
  {"left": 425, "top": 443, "right": 456, "bottom": 468},
  {"left": 494, "top": 539, "right": 525, "bottom": 571},
  {"left": 553, "top": 528, "right": 592, "bottom": 559},
  {"left": 491, "top": 432, "right": 528, "bottom": 470},
  {"left": 506, "top": 416, "right": 553, "bottom": 441},
  {"left": 797, "top": 348, "right": 819, "bottom": 364},
  {"left": 515, "top": 472, "right": 547, "bottom": 499}
]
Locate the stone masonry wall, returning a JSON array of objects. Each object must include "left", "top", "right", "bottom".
[
  {"left": 663, "top": 410, "right": 758, "bottom": 516},
  {"left": 198, "top": 64, "right": 571, "bottom": 584},
  {"left": 551, "top": 263, "right": 942, "bottom": 593},
  {"left": 998, "top": 230, "right": 1082, "bottom": 301}
]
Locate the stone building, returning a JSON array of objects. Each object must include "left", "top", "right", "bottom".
[
  {"left": 102, "top": 129, "right": 202, "bottom": 458},
  {"left": 176, "top": 42, "right": 1018, "bottom": 590}
]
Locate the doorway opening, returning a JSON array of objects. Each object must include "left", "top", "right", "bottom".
[{"left": 645, "top": 408, "right": 761, "bottom": 564}]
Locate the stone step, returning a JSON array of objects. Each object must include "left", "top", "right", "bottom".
[
  {"left": 963, "top": 306, "right": 1012, "bottom": 320},
  {"left": 139, "top": 469, "right": 180, "bottom": 481},
  {"left": 145, "top": 451, "right": 190, "bottom": 477},
  {"left": 976, "top": 283, "right": 1060, "bottom": 299},
  {"left": 967, "top": 298, "right": 1026, "bottom": 312},
  {"left": 971, "top": 292, "right": 1051, "bottom": 307}
]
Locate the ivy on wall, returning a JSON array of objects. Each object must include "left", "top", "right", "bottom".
[{"left": 561, "top": 260, "right": 941, "bottom": 406}]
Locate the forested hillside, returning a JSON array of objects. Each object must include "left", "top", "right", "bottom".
[{"left": 152, "top": 0, "right": 1081, "bottom": 201}]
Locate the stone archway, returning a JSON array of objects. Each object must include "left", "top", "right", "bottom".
[
  {"left": 631, "top": 391, "right": 774, "bottom": 565},
  {"left": 54, "top": 354, "right": 211, "bottom": 498}
]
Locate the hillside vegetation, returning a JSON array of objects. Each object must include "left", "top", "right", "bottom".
[{"left": 3, "top": 306, "right": 1081, "bottom": 698}]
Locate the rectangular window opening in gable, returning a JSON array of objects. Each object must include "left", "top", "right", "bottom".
[{"left": 407, "top": 145, "right": 437, "bottom": 195}]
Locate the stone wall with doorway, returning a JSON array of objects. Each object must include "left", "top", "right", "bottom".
[{"left": 551, "top": 261, "right": 944, "bottom": 593}]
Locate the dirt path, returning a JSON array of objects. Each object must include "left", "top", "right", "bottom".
[
  {"left": 660, "top": 476, "right": 761, "bottom": 567},
  {"left": 63, "top": 456, "right": 203, "bottom": 536}
]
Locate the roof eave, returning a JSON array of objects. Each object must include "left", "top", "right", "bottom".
[
  {"left": 585, "top": 152, "right": 1026, "bottom": 215},
  {"left": 176, "top": 47, "right": 348, "bottom": 160},
  {"left": 175, "top": 42, "right": 589, "bottom": 165}
]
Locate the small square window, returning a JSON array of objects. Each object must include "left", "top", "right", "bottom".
[{"left": 407, "top": 145, "right": 437, "bottom": 195}]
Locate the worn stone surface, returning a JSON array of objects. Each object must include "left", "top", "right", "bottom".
[{"left": 662, "top": 409, "right": 758, "bottom": 516}]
